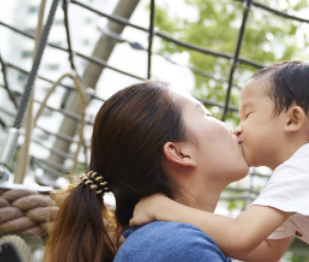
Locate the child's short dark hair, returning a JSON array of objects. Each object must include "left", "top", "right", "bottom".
[{"left": 252, "top": 60, "right": 309, "bottom": 116}]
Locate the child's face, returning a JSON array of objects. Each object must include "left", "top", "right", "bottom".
[{"left": 236, "top": 76, "right": 287, "bottom": 169}]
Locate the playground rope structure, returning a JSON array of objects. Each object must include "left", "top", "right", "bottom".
[
  {"left": 0, "top": 0, "right": 308, "bottom": 209},
  {"left": 0, "top": 189, "right": 58, "bottom": 236}
]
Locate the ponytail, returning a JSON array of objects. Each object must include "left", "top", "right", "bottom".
[
  {"left": 45, "top": 183, "right": 117, "bottom": 262},
  {"left": 45, "top": 82, "right": 187, "bottom": 261}
]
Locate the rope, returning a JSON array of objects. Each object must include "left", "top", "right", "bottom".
[
  {"left": 62, "top": 0, "right": 88, "bottom": 170},
  {"left": 63, "top": 0, "right": 77, "bottom": 72},
  {"left": 222, "top": 0, "right": 253, "bottom": 121},
  {"left": 0, "top": 53, "right": 18, "bottom": 108},
  {"left": 0, "top": 235, "right": 32, "bottom": 262},
  {"left": 13, "top": 0, "right": 59, "bottom": 129},
  {"left": 14, "top": 0, "right": 47, "bottom": 184},
  {"left": 70, "top": 0, "right": 264, "bottom": 69},
  {"left": 33, "top": 73, "right": 86, "bottom": 174},
  {"left": 0, "top": 189, "right": 58, "bottom": 236},
  {"left": 233, "top": 0, "right": 309, "bottom": 23},
  {"left": 14, "top": 0, "right": 86, "bottom": 181},
  {"left": 5, "top": 62, "right": 105, "bottom": 102},
  {"left": 147, "top": 0, "right": 155, "bottom": 79},
  {"left": 0, "top": 21, "right": 146, "bottom": 81}
]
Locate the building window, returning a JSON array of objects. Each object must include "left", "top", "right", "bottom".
[
  {"left": 47, "top": 64, "right": 59, "bottom": 70},
  {"left": 85, "top": 17, "right": 92, "bottom": 24},
  {"left": 29, "top": 6, "right": 39, "bottom": 13},
  {"left": 83, "top": 39, "right": 90, "bottom": 45},
  {"left": 18, "top": 74, "right": 27, "bottom": 82},
  {"left": 25, "top": 28, "right": 36, "bottom": 35},
  {"left": 54, "top": 19, "right": 63, "bottom": 25},
  {"left": 21, "top": 50, "right": 32, "bottom": 58}
]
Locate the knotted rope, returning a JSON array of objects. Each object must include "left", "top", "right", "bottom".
[{"left": 0, "top": 189, "right": 58, "bottom": 236}]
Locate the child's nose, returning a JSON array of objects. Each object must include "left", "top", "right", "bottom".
[{"left": 235, "top": 124, "right": 243, "bottom": 137}]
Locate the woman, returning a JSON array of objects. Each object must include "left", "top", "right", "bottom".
[{"left": 45, "top": 81, "right": 249, "bottom": 262}]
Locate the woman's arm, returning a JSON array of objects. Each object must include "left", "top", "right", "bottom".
[{"left": 130, "top": 195, "right": 292, "bottom": 258}]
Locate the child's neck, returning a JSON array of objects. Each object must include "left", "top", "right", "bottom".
[{"left": 270, "top": 140, "right": 308, "bottom": 170}]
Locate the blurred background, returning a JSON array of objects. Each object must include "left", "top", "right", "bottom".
[{"left": 0, "top": 0, "right": 308, "bottom": 261}]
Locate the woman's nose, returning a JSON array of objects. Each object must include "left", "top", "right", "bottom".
[
  {"left": 224, "top": 123, "right": 234, "bottom": 134},
  {"left": 235, "top": 124, "right": 243, "bottom": 137}
]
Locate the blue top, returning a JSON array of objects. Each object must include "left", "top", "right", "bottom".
[{"left": 113, "top": 221, "right": 231, "bottom": 262}]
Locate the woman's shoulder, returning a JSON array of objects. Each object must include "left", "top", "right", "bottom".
[
  {"left": 126, "top": 221, "right": 216, "bottom": 243},
  {"left": 125, "top": 221, "right": 207, "bottom": 236},
  {"left": 114, "top": 221, "right": 231, "bottom": 262}
]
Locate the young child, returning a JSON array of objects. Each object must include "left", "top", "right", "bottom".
[{"left": 130, "top": 60, "right": 309, "bottom": 262}]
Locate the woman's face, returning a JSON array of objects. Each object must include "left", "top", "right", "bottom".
[{"left": 174, "top": 92, "right": 249, "bottom": 184}]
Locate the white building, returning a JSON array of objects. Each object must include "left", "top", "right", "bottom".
[{"left": 0, "top": 0, "right": 113, "bottom": 158}]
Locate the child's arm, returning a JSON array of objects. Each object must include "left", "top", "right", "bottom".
[
  {"left": 130, "top": 194, "right": 292, "bottom": 260},
  {"left": 237, "top": 237, "right": 291, "bottom": 262}
]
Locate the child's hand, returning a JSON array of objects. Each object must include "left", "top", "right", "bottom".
[{"left": 129, "top": 194, "right": 170, "bottom": 227}]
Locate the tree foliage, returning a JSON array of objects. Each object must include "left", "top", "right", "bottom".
[{"left": 153, "top": 0, "right": 309, "bottom": 124}]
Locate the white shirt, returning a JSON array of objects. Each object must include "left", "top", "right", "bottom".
[{"left": 251, "top": 143, "right": 309, "bottom": 244}]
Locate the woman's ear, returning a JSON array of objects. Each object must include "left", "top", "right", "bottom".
[
  {"left": 163, "top": 142, "right": 197, "bottom": 168},
  {"left": 284, "top": 106, "right": 306, "bottom": 132}
]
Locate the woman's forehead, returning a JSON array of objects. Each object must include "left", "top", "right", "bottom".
[{"left": 172, "top": 91, "right": 199, "bottom": 107}]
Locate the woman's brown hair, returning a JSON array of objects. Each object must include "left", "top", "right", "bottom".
[{"left": 45, "top": 82, "right": 187, "bottom": 262}]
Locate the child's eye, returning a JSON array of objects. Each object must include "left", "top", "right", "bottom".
[{"left": 245, "top": 112, "right": 253, "bottom": 119}]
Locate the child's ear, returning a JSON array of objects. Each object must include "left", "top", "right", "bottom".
[
  {"left": 163, "top": 142, "right": 197, "bottom": 168},
  {"left": 284, "top": 106, "right": 306, "bottom": 132}
]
